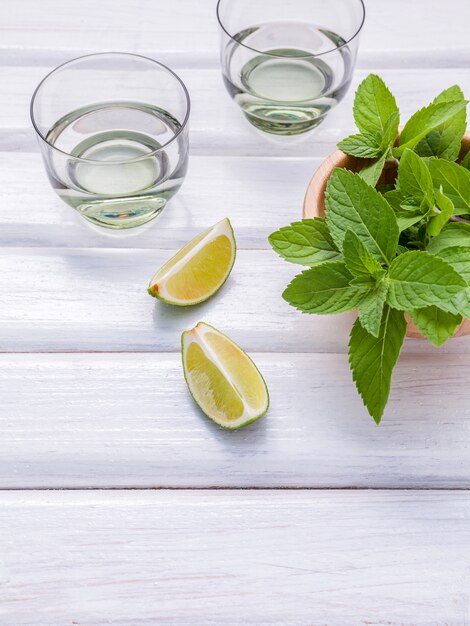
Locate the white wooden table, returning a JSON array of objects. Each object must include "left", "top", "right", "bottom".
[{"left": 1, "top": 1, "right": 470, "bottom": 623}]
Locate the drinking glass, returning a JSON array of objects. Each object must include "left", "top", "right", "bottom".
[
  {"left": 31, "top": 53, "right": 190, "bottom": 229},
  {"left": 217, "top": 0, "right": 365, "bottom": 136}
]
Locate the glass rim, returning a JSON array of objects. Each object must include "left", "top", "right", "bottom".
[
  {"left": 30, "top": 51, "right": 191, "bottom": 165},
  {"left": 216, "top": 0, "right": 366, "bottom": 60}
]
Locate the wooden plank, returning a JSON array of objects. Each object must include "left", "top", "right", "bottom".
[
  {"left": 0, "top": 247, "right": 468, "bottom": 353},
  {"left": 1, "top": 352, "right": 469, "bottom": 488},
  {"left": 1, "top": 0, "right": 469, "bottom": 69},
  {"left": 3, "top": 67, "right": 470, "bottom": 155},
  {"left": 0, "top": 153, "right": 320, "bottom": 249},
  {"left": 0, "top": 490, "right": 469, "bottom": 624}
]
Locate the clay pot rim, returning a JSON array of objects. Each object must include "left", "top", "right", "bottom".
[{"left": 303, "top": 131, "right": 470, "bottom": 219}]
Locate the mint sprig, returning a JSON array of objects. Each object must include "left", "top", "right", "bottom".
[
  {"left": 269, "top": 74, "right": 470, "bottom": 423},
  {"left": 427, "top": 159, "right": 470, "bottom": 215},
  {"left": 415, "top": 86, "right": 467, "bottom": 161},
  {"left": 395, "top": 99, "right": 467, "bottom": 157},
  {"left": 338, "top": 75, "right": 399, "bottom": 187}
]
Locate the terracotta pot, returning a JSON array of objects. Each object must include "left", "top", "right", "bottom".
[{"left": 303, "top": 132, "right": 470, "bottom": 339}]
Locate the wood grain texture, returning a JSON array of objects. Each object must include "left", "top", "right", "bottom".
[
  {"left": 1, "top": 490, "right": 470, "bottom": 625},
  {"left": 0, "top": 153, "right": 321, "bottom": 249},
  {"left": 2, "top": 67, "right": 470, "bottom": 155},
  {"left": 1, "top": 0, "right": 469, "bottom": 69},
  {"left": 0, "top": 246, "right": 468, "bottom": 354},
  {"left": 0, "top": 2, "right": 469, "bottom": 624},
  {"left": 1, "top": 352, "right": 470, "bottom": 488}
]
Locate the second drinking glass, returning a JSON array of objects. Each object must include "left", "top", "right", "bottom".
[{"left": 217, "top": 0, "right": 365, "bottom": 136}]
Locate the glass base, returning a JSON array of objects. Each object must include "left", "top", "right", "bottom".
[
  {"left": 243, "top": 107, "right": 327, "bottom": 135},
  {"left": 76, "top": 195, "right": 168, "bottom": 229}
]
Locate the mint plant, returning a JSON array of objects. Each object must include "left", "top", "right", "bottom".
[{"left": 269, "top": 74, "right": 470, "bottom": 423}]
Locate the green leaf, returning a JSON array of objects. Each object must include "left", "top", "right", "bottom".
[
  {"left": 282, "top": 261, "right": 367, "bottom": 315},
  {"left": 350, "top": 276, "right": 383, "bottom": 288},
  {"left": 383, "top": 189, "right": 404, "bottom": 211},
  {"left": 396, "top": 213, "right": 426, "bottom": 232},
  {"left": 354, "top": 74, "right": 399, "bottom": 136},
  {"left": 337, "top": 133, "right": 382, "bottom": 158},
  {"left": 349, "top": 306, "right": 407, "bottom": 423},
  {"left": 427, "top": 190, "right": 454, "bottom": 237},
  {"left": 268, "top": 219, "right": 341, "bottom": 266},
  {"left": 357, "top": 282, "right": 389, "bottom": 338},
  {"left": 376, "top": 183, "right": 395, "bottom": 195},
  {"left": 395, "top": 99, "right": 468, "bottom": 156},
  {"left": 343, "top": 230, "right": 384, "bottom": 278},
  {"left": 396, "top": 149, "right": 434, "bottom": 210},
  {"left": 409, "top": 306, "right": 462, "bottom": 346},
  {"left": 427, "top": 222, "right": 470, "bottom": 253},
  {"left": 427, "top": 159, "right": 470, "bottom": 215},
  {"left": 386, "top": 147, "right": 436, "bottom": 224},
  {"left": 379, "top": 113, "right": 400, "bottom": 153},
  {"left": 387, "top": 250, "right": 467, "bottom": 310},
  {"left": 461, "top": 151, "right": 470, "bottom": 170},
  {"left": 442, "top": 288, "right": 470, "bottom": 318},
  {"left": 415, "top": 86, "right": 467, "bottom": 161},
  {"left": 384, "top": 188, "right": 428, "bottom": 232},
  {"left": 325, "top": 169, "right": 399, "bottom": 264},
  {"left": 358, "top": 151, "right": 388, "bottom": 187},
  {"left": 435, "top": 246, "right": 470, "bottom": 283}
]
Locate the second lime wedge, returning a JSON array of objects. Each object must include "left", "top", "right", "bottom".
[{"left": 182, "top": 322, "right": 269, "bottom": 429}]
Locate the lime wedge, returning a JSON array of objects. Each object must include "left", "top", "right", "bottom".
[
  {"left": 182, "top": 322, "right": 269, "bottom": 429},
  {"left": 148, "top": 218, "right": 236, "bottom": 306}
]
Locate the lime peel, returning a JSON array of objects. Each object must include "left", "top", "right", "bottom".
[
  {"left": 148, "top": 218, "right": 236, "bottom": 306},
  {"left": 182, "top": 322, "right": 269, "bottom": 429}
]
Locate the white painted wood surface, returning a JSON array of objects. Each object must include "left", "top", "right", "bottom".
[
  {"left": 1, "top": 247, "right": 468, "bottom": 354},
  {"left": 0, "top": 353, "right": 469, "bottom": 488},
  {"left": 1, "top": 490, "right": 470, "bottom": 625},
  {"left": 1, "top": 0, "right": 470, "bottom": 622},
  {"left": 1, "top": 0, "right": 469, "bottom": 69}
]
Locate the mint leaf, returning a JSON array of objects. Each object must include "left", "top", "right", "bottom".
[
  {"left": 338, "top": 134, "right": 382, "bottom": 158},
  {"left": 435, "top": 246, "right": 470, "bottom": 283},
  {"left": 396, "top": 149, "right": 434, "bottom": 210},
  {"left": 396, "top": 213, "right": 426, "bottom": 232},
  {"left": 384, "top": 153, "right": 435, "bottom": 233},
  {"left": 376, "top": 183, "right": 395, "bottom": 195},
  {"left": 354, "top": 74, "right": 399, "bottom": 136},
  {"left": 358, "top": 282, "right": 389, "bottom": 337},
  {"left": 358, "top": 151, "right": 388, "bottom": 187},
  {"left": 415, "top": 86, "right": 467, "bottom": 161},
  {"left": 442, "top": 288, "right": 470, "bottom": 318},
  {"left": 349, "top": 306, "right": 406, "bottom": 423},
  {"left": 427, "top": 189, "right": 454, "bottom": 237},
  {"left": 379, "top": 113, "right": 400, "bottom": 153},
  {"left": 427, "top": 159, "right": 470, "bottom": 215},
  {"left": 282, "top": 261, "right": 367, "bottom": 315},
  {"left": 387, "top": 250, "right": 467, "bottom": 310},
  {"left": 461, "top": 151, "right": 470, "bottom": 170},
  {"left": 395, "top": 99, "right": 468, "bottom": 156},
  {"left": 325, "top": 169, "right": 399, "bottom": 264},
  {"left": 269, "top": 219, "right": 341, "bottom": 266},
  {"left": 350, "top": 276, "right": 381, "bottom": 288},
  {"left": 427, "top": 222, "right": 470, "bottom": 253},
  {"left": 343, "top": 230, "right": 384, "bottom": 278},
  {"left": 409, "top": 306, "right": 462, "bottom": 346}
]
